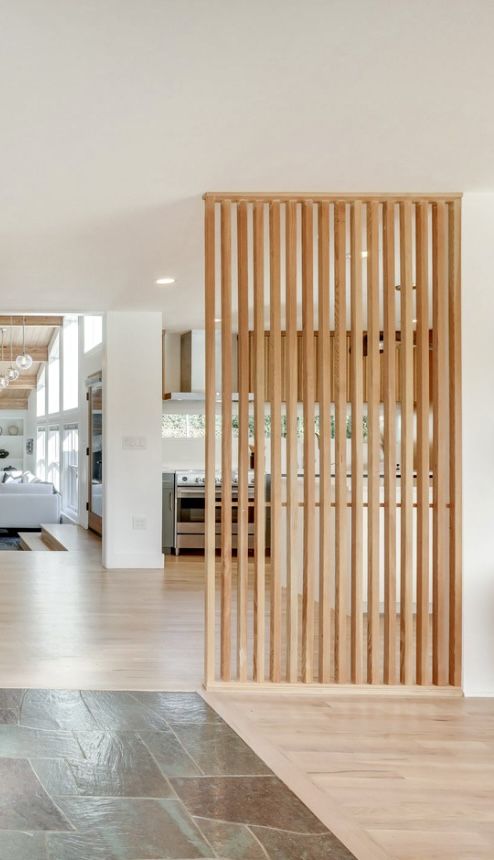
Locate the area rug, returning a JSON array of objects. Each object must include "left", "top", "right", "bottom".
[{"left": 0, "top": 534, "right": 21, "bottom": 550}]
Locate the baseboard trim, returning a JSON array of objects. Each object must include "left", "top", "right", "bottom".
[
  {"left": 204, "top": 680, "right": 464, "bottom": 697},
  {"left": 102, "top": 551, "right": 164, "bottom": 570}
]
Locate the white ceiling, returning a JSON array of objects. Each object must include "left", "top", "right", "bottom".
[{"left": 0, "top": 0, "right": 493, "bottom": 328}]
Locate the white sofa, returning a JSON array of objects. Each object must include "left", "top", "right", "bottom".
[{"left": 0, "top": 482, "right": 61, "bottom": 528}]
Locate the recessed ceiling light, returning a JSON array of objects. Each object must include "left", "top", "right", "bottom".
[
  {"left": 214, "top": 318, "right": 221, "bottom": 323},
  {"left": 155, "top": 277, "right": 175, "bottom": 285}
]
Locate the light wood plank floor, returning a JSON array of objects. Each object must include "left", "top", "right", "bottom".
[
  {"left": 0, "top": 543, "right": 204, "bottom": 690},
  {"left": 206, "top": 690, "right": 494, "bottom": 860}
]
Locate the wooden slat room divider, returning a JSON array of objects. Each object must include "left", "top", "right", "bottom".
[{"left": 204, "top": 192, "right": 462, "bottom": 690}]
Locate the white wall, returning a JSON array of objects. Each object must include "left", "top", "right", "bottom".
[
  {"left": 103, "top": 311, "right": 163, "bottom": 569},
  {"left": 462, "top": 193, "right": 494, "bottom": 695}
]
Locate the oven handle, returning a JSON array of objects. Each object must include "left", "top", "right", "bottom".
[{"left": 176, "top": 488, "right": 207, "bottom": 498}]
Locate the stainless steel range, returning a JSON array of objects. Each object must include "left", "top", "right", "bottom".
[{"left": 174, "top": 469, "right": 269, "bottom": 554}]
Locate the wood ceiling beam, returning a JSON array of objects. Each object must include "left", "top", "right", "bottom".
[
  {"left": 0, "top": 315, "right": 63, "bottom": 327},
  {"left": 0, "top": 400, "right": 28, "bottom": 410},
  {"left": 1, "top": 376, "right": 36, "bottom": 390},
  {"left": 1, "top": 347, "right": 49, "bottom": 361}
]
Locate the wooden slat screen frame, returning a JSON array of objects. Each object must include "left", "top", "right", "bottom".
[{"left": 204, "top": 192, "right": 462, "bottom": 691}]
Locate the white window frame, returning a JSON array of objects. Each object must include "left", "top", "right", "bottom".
[
  {"left": 62, "top": 423, "right": 79, "bottom": 517},
  {"left": 47, "top": 331, "right": 60, "bottom": 415},
  {"left": 84, "top": 315, "right": 103, "bottom": 354}
]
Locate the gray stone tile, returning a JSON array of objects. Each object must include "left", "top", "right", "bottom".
[
  {"left": 82, "top": 691, "right": 169, "bottom": 731},
  {"left": 251, "top": 825, "right": 357, "bottom": 859},
  {"left": 71, "top": 732, "right": 172, "bottom": 797},
  {"left": 47, "top": 832, "right": 119, "bottom": 859},
  {"left": 139, "top": 731, "right": 201, "bottom": 777},
  {"left": 171, "top": 776, "right": 328, "bottom": 834},
  {"left": 173, "top": 724, "right": 270, "bottom": 776},
  {"left": 131, "top": 693, "right": 222, "bottom": 726},
  {"left": 56, "top": 797, "right": 212, "bottom": 858},
  {"left": 0, "top": 758, "right": 73, "bottom": 831},
  {"left": 0, "top": 832, "right": 47, "bottom": 860},
  {"left": 0, "top": 689, "right": 24, "bottom": 710},
  {"left": 0, "top": 726, "right": 83, "bottom": 759},
  {"left": 195, "top": 818, "right": 266, "bottom": 859},
  {"left": 31, "top": 758, "right": 80, "bottom": 797},
  {"left": 21, "top": 690, "right": 97, "bottom": 731},
  {"left": 0, "top": 709, "right": 18, "bottom": 724}
]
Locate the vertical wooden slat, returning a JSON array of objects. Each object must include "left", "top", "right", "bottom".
[
  {"left": 366, "top": 201, "right": 380, "bottom": 683},
  {"left": 350, "top": 201, "right": 364, "bottom": 683},
  {"left": 318, "top": 202, "right": 332, "bottom": 683},
  {"left": 432, "top": 201, "right": 449, "bottom": 686},
  {"left": 220, "top": 201, "right": 233, "bottom": 681},
  {"left": 269, "top": 201, "right": 282, "bottom": 682},
  {"left": 415, "top": 201, "right": 430, "bottom": 684},
  {"left": 334, "top": 201, "right": 349, "bottom": 682},
  {"left": 236, "top": 201, "right": 249, "bottom": 682},
  {"left": 448, "top": 199, "right": 462, "bottom": 687},
  {"left": 302, "top": 201, "right": 315, "bottom": 683},
  {"left": 253, "top": 201, "right": 266, "bottom": 683},
  {"left": 383, "top": 201, "right": 397, "bottom": 684},
  {"left": 285, "top": 200, "right": 299, "bottom": 682},
  {"left": 399, "top": 201, "right": 414, "bottom": 684},
  {"left": 204, "top": 197, "right": 216, "bottom": 685}
]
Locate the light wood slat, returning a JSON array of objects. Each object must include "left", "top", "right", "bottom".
[
  {"left": 366, "top": 201, "right": 380, "bottom": 683},
  {"left": 350, "top": 201, "right": 364, "bottom": 683},
  {"left": 0, "top": 315, "right": 63, "bottom": 327},
  {"left": 236, "top": 201, "right": 249, "bottom": 682},
  {"left": 204, "top": 197, "right": 216, "bottom": 684},
  {"left": 448, "top": 199, "right": 462, "bottom": 687},
  {"left": 432, "top": 201, "right": 449, "bottom": 686},
  {"left": 285, "top": 200, "right": 299, "bottom": 682},
  {"left": 204, "top": 192, "right": 462, "bottom": 203},
  {"left": 334, "top": 201, "right": 349, "bottom": 682},
  {"left": 269, "top": 201, "right": 282, "bottom": 682},
  {"left": 318, "top": 202, "right": 332, "bottom": 683},
  {"left": 399, "top": 200, "right": 414, "bottom": 684},
  {"left": 415, "top": 201, "right": 430, "bottom": 684},
  {"left": 383, "top": 201, "right": 397, "bottom": 684},
  {"left": 301, "top": 201, "right": 316, "bottom": 683},
  {"left": 253, "top": 201, "right": 266, "bottom": 683},
  {"left": 220, "top": 201, "right": 233, "bottom": 681}
]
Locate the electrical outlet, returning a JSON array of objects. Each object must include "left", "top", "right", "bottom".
[
  {"left": 122, "top": 436, "right": 147, "bottom": 450},
  {"left": 132, "top": 516, "right": 147, "bottom": 530}
]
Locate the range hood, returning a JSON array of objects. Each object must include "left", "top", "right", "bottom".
[
  {"left": 164, "top": 330, "right": 206, "bottom": 400},
  {"left": 164, "top": 329, "right": 241, "bottom": 401}
]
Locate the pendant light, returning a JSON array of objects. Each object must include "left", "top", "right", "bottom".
[
  {"left": 15, "top": 316, "right": 32, "bottom": 370},
  {"left": 6, "top": 319, "right": 19, "bottom": 382},
  {"left": 0, "top": 329, "right": 9, "bottom": 389}
]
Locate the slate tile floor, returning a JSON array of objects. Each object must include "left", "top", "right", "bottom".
[{"left": 0, "top": 689, "right": 356, "bottom": 859}]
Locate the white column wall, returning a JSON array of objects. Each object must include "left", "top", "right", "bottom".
[
  {"left": 103, "top": 311, "right": 163, "bottom": 569},
  {"left": 462, "top": 193, "right": 494, "bottom": 695}
]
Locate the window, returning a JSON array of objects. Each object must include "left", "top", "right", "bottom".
[
  {"left": 36, "top": 367, "right": 46, "bottom": 418},
  {"left": 47, "top": 426, "right": 60, "bottom": 490},
  {"left": 62, "top": 424, "right": 79, "bottom": 515},
  {"left": 84, "top": 315, "right": 103, "bottom": 353},
  {"left": 63, "top": 316, "right": 79, "bottom": 411},
  {"left": 48, "top": 331, "right": 60, "bottom": 414},
  {"left": 36, "top": 427, "right": 46, "bottom": 481}
]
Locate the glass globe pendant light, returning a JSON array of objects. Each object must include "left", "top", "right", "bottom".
[
  {"left": 0, "top": 329, "right": 9, "bottom": 389},
  {"left": 6, "top": 319, "right": 19, "bottom": 382},
  {"left": 15, "top": 316, "right": 32, "bottom": 371}
]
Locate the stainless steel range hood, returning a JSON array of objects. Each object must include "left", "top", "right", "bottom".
[{"left": 163, "top": 329, "right": 238, "bottom": 401}]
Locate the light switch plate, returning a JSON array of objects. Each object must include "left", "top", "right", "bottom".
[
  {"left": 122, "top": 436, "right": 147, "bottom": 450},
  {"left": 132, "top": 516, "right": 147, "bottom": 530}
]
